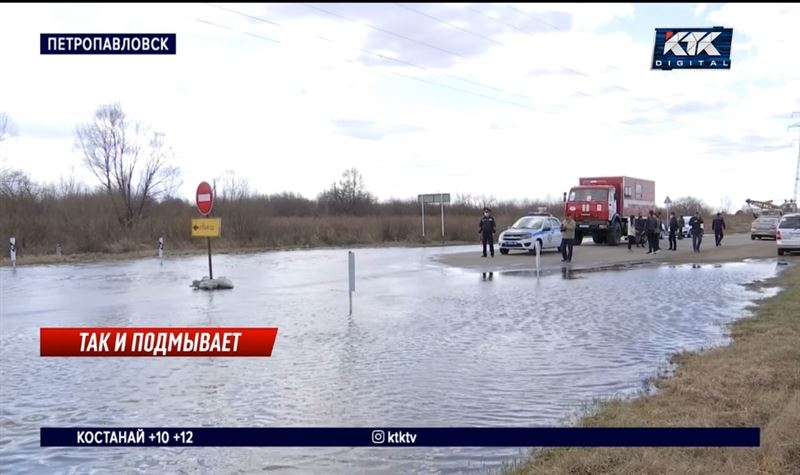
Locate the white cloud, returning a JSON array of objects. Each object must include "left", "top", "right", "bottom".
[{"left": 695, "top": 3, "right": 708, "bottom": 17}]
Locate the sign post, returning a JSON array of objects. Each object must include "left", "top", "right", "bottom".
[
  {"left": 196, "top": 181, "right": 216, "bottom": 279},
  {"left": 9, "top": 237, "right": 16, "bottom": 269},
  {"left": 418, "top": 193, "right": 450, "bottom": 243},
  {"left": 440, "top": 193, "right": 445, "bottom": 242},
  {"left": 420, "top": 200, "right": 425, "bottom": 237},
  {"left": 348, "top": 251, "right": 355, "bottom": 315},
  {"left": 158, "top": 236, "right": 164, "bottom": 264}
]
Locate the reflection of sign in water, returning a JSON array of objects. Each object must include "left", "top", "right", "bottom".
[{"left": 191, "top": 218, "right": 221, "bottom": 238}]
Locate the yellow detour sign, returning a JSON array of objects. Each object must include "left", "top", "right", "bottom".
[{"left": 191, "top": 218, "right": 221, "bottom": 238}]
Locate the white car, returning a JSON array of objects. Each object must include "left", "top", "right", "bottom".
[
  {"left": 751, "top": 216, "right": 780, "bottom": 240},
  {"left": 776, "top": 213, "right": 800, "bottom": 256},
  {"left": 499, "top": 213, "right": 563, "bottom": 255}
]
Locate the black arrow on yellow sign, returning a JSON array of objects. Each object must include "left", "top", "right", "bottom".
[{"left": 193, "top": 225, "right": 200, "bottom": 231}]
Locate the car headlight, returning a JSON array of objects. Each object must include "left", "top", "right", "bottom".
[{"left": 519, "top": 233, "right": 532, "bottom": 239}]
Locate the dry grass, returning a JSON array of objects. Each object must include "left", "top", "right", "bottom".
[{"left": 509, "top": 263, "right": 800, "bottom": 475}]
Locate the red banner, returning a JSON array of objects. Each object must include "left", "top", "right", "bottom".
[{"left": 40, "top": 327, "right": 278, "bottom": 357}]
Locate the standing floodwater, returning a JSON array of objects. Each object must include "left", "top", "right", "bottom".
[{"left": 0, "top": 247, "right": 781, "bottom": 473}]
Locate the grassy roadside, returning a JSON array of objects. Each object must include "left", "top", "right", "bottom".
[{"left": 508, "top": 262, "right": 800, "bottom": 474}]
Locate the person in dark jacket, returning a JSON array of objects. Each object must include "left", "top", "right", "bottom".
[
  {"left": 689, "top": 211, "right": 704, "bottom": 252},
  {"left": 479, "top": 208, "right": 497, "bottom": 257},
  {"left": 645, "top": 210, "right": 659, "bottom": 254},
  {"left": 668, "top": 212, "right": 680, "bottom": 251},
  {"left": 634, "top": 213, "right": 646, "bottom": 247},
  {"left": 712, "top": 212, "right": 727, "bottom": 247},
  {"left": 654, "top": 211, "right": 663, "bottom": 252}
]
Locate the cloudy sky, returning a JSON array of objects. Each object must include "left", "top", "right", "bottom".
[{"left": 1, "top": 3, "right": 798, "bottom": 210}]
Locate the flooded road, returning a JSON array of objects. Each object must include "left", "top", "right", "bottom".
[{"left": 0, "top": 246, "right": 783, "bottom": 474}]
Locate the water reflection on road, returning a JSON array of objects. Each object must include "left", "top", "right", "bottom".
[{"left": 0, "top": 246, "right": 782, "bottom": 474}]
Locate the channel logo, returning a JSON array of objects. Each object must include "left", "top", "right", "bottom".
[{"left": 652, "top": 27, "right": 732, "bottom": 70}]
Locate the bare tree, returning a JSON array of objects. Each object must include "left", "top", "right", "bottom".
[
  {"left": 671, "top": 196, "right": 709, "bottom": 216},
  {"left": 0, "top": 168, "right": 38, "bottom": 200},
  {"left": 75, "top": 103, "right": 180, "bottom": 227},
  {"left": 219, "top": 169, "right": 251, "bottom": 202},
  {"left": 318, "top": 167, "right": 375, "bottom": 214}
]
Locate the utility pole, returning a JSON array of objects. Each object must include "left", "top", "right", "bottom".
[{"left": 791, "top": 112, "right": 800, "bottom": 205}]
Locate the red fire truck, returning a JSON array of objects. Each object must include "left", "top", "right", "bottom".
[{"left": 563, "top": 176, "right": 655, "bottom": 246}]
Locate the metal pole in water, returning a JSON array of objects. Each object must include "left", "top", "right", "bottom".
[
  {"left": 440, "top": 196, "right": 445, "bottom": 244},
  {"left": 207, "top": 237, "right": 213, "bottom": 279},
  {"left": 535, "top": 239, "right": 541, "bottom": 278},
  {"left": 421, "top": 200, "right": 425, "bottom": 238},
  {"left": 9, "top": 237, "right": 16, "bottom": 269},
  {"left": 348, "top": 251, "right": 355, "bottom": 315}
]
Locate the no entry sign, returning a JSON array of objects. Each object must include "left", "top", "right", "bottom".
[{"left": 196, "top": 181, "right": 214, "bottom": 216}]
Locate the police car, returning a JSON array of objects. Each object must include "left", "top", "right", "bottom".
[{"left": 498, "top": 213, "right": 563, "bottom": 255}]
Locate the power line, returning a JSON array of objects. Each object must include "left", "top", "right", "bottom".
[
  {"left": 297, "top": 3, "right": 542, "bottom": 103},
  {"left": 206, "top": 3, "right": 281, "bottom": 27},
  {"left": 195, "top": 18, "right": 233, "bottom": 31},
  {"left": 300, "top": 2, "right": 483, "bottom": 65},
  {"left": 202, "top": 3, "right": 661, "bottom": 133},
  {"left": 491, "top": 4, "right": 704, "bottom": 130},
  {"left": 504, "top": 4, "right": 567, "bottom": 33},
  {"left": 198, "top": 5, "right": 538, "bottom": 110},
  {"left": 211, "top": 1, "right": 535, "bottom": 104},
  {"left": 393, "top": 3, "right": 505, "bottom": 47}
]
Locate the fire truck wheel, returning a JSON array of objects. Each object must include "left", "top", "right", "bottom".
[{"left": 607, "top": 222, "right": 621, "bottom": 246}]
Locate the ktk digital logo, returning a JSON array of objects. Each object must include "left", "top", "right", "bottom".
[{"left": 652, "top": 27, "right": 733, "bottom": 70}]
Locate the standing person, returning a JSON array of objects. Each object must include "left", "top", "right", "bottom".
[
  {"left": 654, "top": 211, "right": 663, "bottom": 252},
  {"left": 635, "top": 213, "right": 646, "bottom": 248},
  {"left": 627, "top": 215, "right": 636, "bottom": 252},
  {"left": 478, "top": 208, "right": 497, "bottom": 258},
  {"left": 712, "top": 212, "right": 727, "bottom": 247},
  {"left": 560, "top": 214, "right": 576, "bottom": 263},
  {"left": 645, "top": 210, "right": 659, "bottom": 254},
  {"left": 689, "top": 211, "right": 704, "bottom": 252},
  {"left": 668, "top": 211, "right": 680, "bottom": 251}
]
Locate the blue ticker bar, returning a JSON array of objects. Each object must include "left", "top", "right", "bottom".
[{"left": 41, "top": 427, "right": 760, "bottom": 447}]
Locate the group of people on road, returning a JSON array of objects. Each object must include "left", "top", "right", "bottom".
[
  {"left": 625, "top": 210, "right": 727, "bottom": 253},
  {"left": 627, "top": 210, "right": 673, "bottom": 254},
  {"left": 478, "top": 208, "right": 728, "bottom": 263}
]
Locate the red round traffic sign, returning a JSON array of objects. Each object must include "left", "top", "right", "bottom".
[{"left": 196, "top": 181, "right": 214, "bottom": 216}]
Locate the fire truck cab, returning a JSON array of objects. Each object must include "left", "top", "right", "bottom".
[{"left": 564, "top": 176, "right": 655, "bottom": 246}]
